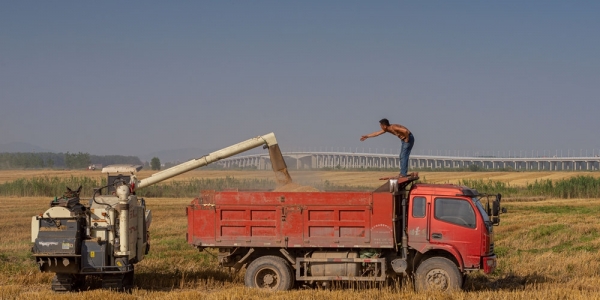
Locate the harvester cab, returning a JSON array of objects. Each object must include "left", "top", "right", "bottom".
[{"left": 101, "top": 164, "right": 143, "bottom": 195}]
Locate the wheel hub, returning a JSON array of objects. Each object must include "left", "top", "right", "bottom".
[
  {"left": 263, "top": 274, "right": 275, "bottom": 285},
  {"left": 426, "top": 269, "right": 449, "bottom": 290},
  {"left": 255, "top": 268, "right": 279, "bottom": 288}
]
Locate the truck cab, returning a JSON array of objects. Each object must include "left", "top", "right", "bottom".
[{"left": 406, "top": 183, "right": 498, "bottom": 290}]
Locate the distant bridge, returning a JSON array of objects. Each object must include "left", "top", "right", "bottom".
[{"left": 217, "top": 152, "right": 600, "bottom": 171}]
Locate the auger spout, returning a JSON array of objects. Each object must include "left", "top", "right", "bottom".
[{"left": 133, "top": 132, "right": 291, "bottom": 190}]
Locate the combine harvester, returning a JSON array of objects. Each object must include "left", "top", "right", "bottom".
[{"left": 31, "top": 133, "right": 290, "bottom": 291}]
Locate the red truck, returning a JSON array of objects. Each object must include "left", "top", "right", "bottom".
[{"left": 187, "top": 176, "right": 502, "bottom": 292}]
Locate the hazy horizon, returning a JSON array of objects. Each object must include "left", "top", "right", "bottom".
[{"left": 2, "top": 1, "right": 599, "bottom": 158}]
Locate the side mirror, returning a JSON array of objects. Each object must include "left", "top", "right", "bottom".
[
  {"left": 492, "top": 193, "right": 502, "bottom": 226},
  {"left": 492, "top": 197, "right": 500, "bottom": 216}
]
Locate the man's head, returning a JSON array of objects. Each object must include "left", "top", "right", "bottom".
[{"left": 379, "top": 118, "right": 390, "bottom": 130}]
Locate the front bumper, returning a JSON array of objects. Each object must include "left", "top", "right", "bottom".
[{"left": 482, "top": 254, "right": 497, "bottom": 274}]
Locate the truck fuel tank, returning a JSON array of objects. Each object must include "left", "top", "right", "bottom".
[{"left": 310, "top": 251, "right": 360, "bottom": 277}]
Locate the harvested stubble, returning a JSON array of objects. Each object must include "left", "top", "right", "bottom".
[
  {"left": 3, "top": 196, "right": 600, "bottom": 299},
  {"left": 3, "top": 170, "right": 600, "bottom": 299},
  {"left": 4, "top": 169, "right": 600, "bottom": 186}
]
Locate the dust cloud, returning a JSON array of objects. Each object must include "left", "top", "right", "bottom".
[{"left": 273, "top": 182, "right": 321, "bottom": 192}]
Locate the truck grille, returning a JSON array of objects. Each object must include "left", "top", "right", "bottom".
[{"left": 490, "top": 243, "right": 494, "bottom": 253}]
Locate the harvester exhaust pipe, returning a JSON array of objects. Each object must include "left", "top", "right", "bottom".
[{"left": 115, "top": 185, "right": 131, "bottom": 256}]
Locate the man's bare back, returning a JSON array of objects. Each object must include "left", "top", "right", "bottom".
[
  {"left": 385, "top": 124, "right": 411, "bottom": 142},
  {"left": 360, "top": 123, "right": 411, "bottom": 142}
]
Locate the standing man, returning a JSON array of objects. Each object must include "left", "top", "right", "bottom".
[{"left": 360, "top": 118, "right": 415, "bottom": 177}]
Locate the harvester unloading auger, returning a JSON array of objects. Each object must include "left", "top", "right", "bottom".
[{"left": 31, "top": 133, "right": 291, "bottom": 292}]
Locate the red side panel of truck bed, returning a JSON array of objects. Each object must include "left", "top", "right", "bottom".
[{"left": 187, "top": 190, "right": 395, "bottom": 249}]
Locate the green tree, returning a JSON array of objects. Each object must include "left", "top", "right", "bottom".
[
  {"left": 468, "top": 164, "right": 481, "bottom": 172},
  {"left": 65, "top": 152, "right": 91, "bottom": 169},
  {"left": 46, "top": 158, "right": 54, "bottom": 169},
  {"left": 151, "top": 157, "right": 161, "bottom": 170}
]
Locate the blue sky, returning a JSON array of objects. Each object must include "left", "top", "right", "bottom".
[{"left": 1, "top": 1, "right": 599, "bottom": 158}]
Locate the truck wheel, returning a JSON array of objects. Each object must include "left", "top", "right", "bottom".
[
  {"left": 414, "top": 257, "right": 462, "bottom": 292},
  {"left": 244, "top": 256, "right": 294, "bottom": 291}
]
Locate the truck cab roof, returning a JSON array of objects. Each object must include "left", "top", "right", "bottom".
[{"left": 411, "top": 183, "right": 479, "bottom": 197}]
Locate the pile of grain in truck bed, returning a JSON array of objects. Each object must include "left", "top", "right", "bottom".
[{"left": 273, "top": 183, "right": 320, "bottom": 192}]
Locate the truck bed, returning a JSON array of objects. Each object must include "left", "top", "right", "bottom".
[{"left": 187, "top": 190, "right": 396, "bottom": 249}]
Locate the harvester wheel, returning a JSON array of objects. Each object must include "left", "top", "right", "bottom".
[
  {"left": 414, "top": 257, "right": 462, "bottom": 292},
  {"left": 124, "top": 270, "right": 134, "bottom": 290},
  {"left": 244, "top": 255, "right": 294, "bottom": 291},
  {"left": 102, "top": 270, "right": 134, "bottom": 292},
  {"left": 74, "top": 275, "right": 86, "bottom": 290},
  {"left": 51, "top": 274, "right": 84, "bottom": 292}
]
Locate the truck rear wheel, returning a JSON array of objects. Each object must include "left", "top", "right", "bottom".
[
  {"left": 414, "top": 257, "right": 462, "bottom": 292},
  {"left": 244, "top": 256, "right": 294, "bottom": 291}
]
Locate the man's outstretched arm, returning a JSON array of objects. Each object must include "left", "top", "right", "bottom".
[{"left": 360, "top": 130, "right": 385, "bottom": 141}]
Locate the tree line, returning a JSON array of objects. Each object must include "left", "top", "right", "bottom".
[{"left": 0, "top": 152, "right": 142, "bottom": 169}]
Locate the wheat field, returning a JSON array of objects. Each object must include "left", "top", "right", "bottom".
[
  {"left": 2, "top": 169, "right": 600, "bottom": 186},
  {"left": 1, "top": 170, "right": 600, "bottom": 299}
]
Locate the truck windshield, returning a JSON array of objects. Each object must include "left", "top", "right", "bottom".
[{"left": 472, "top": 197, "right": 491, "bottom": 224}]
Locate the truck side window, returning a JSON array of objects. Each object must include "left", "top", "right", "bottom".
[
  {"left": 434, "top": 198, "right": 476, "bottom": 228},
  {"left": 412, "top": 197, "right": 426, "bottom": 218}
]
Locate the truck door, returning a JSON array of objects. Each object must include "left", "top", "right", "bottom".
[
  {"left": 429, "top": 197, "right": 481, "bottom": 269},
  {"left": 407, "top": 196, "right": 429, "bottom": 250}
]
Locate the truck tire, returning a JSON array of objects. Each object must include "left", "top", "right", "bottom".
[
  {"left": 414, "top": 257, "right": 462, "bottom": 292},
  {"left": 244, "top": 255, "right": 294, "bottom": 291}
]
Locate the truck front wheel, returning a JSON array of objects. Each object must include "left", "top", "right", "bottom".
[
  {"left": 414, "top": 257, "right": 462, "bottom": 292},
  {"left": 244, "top": 256, "right": 294, "bottom": 291}
]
